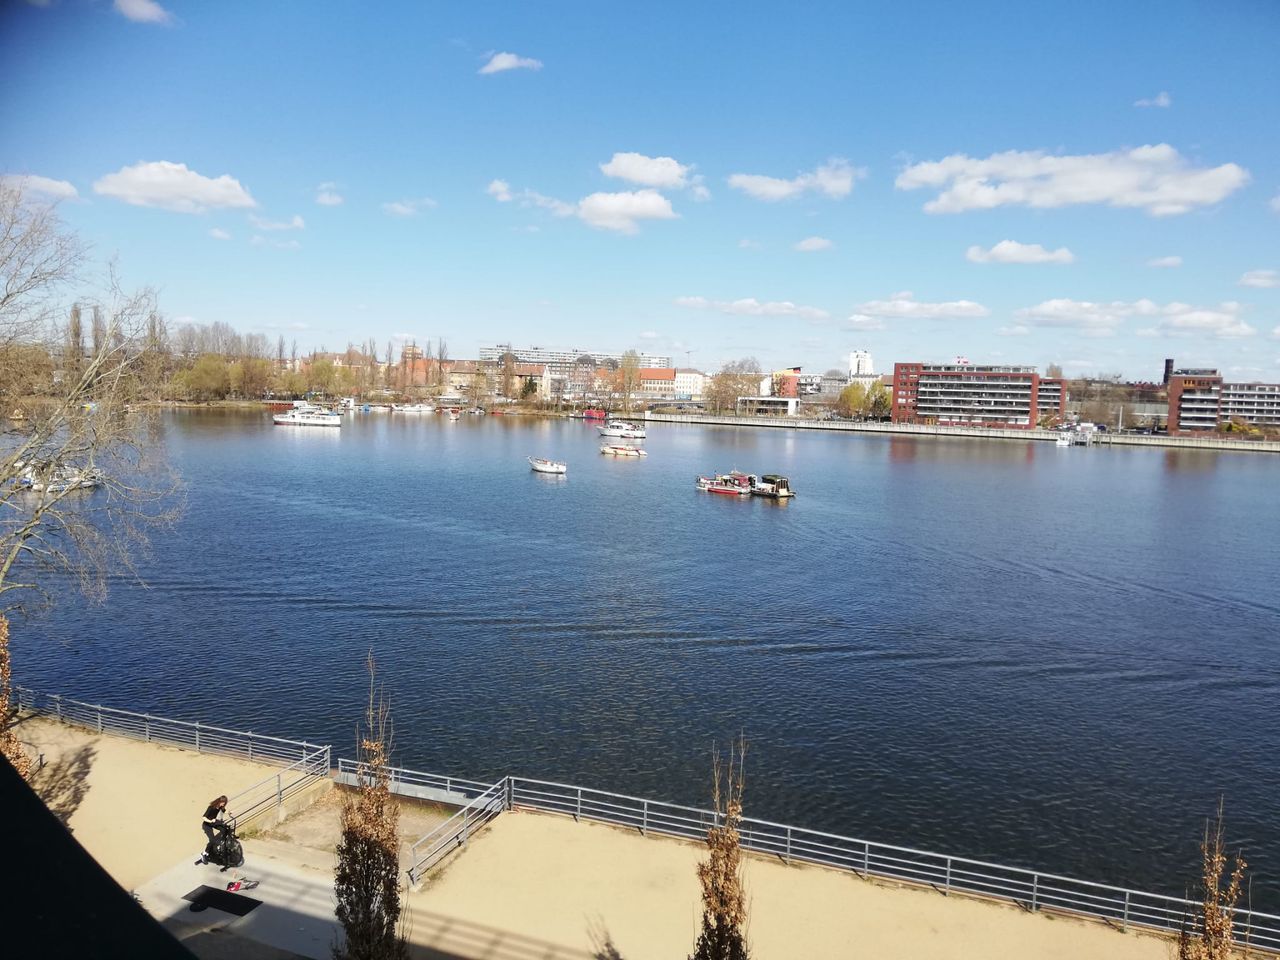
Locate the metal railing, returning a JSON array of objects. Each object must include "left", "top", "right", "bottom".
[
  {"left": 506, "top": 776, "right": 1280, "bottom": 954},
  {"left": 406, "top": 778, "right": 508, "bottom": 884},
  {"left": 228, "top": 744, "right": 332, "bottom": 832},
  {"left": 335, "top": 758, "right": 493, "bottom": 804},
  {"left": 16, "top": 687, "right": 324, "bottom": 766}
]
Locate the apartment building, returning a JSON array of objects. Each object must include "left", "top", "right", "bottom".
[
  {"left": 892, "top": 362, "right": 1066, "bottom": 428},
  {"left": 1167, "top": 368, "right": 1280, "bottom": 434}
]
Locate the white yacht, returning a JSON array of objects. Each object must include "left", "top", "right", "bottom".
[
  {"left": 391, "top": 403, "right": 434, "bottom": 414},
  {"left": 598, "top": 420, "right": 646, "bottom": 439},
  {"left": 528, "top": 457, "right": 567, "bottom": 474},
  {"left": 273, "top": 408, "right": 342, "bottom": 428}
]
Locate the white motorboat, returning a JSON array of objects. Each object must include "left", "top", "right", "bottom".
[
  {"left": 392, "top": 403, "right": 434, "bottom": 414},
  {"left": 600, "top": 444, "right": 647, "bottom": 457},
  {"left": 750, "top": 474, "right": 796, "bottom": 499},
  {"left": 598, "top": 420, "right": 646, "bottom": 439},
  {"left": 273, "top": 408, "right": 342, "bottom": 427},
  {"left": 1055, "top": 433, "right": 1071, "bottom": 447},
  {"left": 528, "top": 457, "right": 567, "bottom": 474},
  {"left": 19, "top": 467, "right": 103, "bottom": 493}
]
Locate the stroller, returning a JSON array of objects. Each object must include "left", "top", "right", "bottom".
[{"left": 200, "top": 817, "right": 245, "bottom": 872}]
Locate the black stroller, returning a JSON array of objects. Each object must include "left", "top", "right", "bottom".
[{"left": 199, "top": 817, "right": 245, "bottom": 872}]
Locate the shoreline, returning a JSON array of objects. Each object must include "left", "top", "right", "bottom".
[{"left": 642, "top": 411, "right": 1280, "bottom": 453}]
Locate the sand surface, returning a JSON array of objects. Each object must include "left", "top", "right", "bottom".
[
  {"left": 18, "top": 716, "right": 286, "bottom": 891},
  {"left": 411, "top": 811, "right": 1174, "bottom": 960}
]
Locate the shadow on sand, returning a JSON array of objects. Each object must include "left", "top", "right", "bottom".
[{"left": 30, "top": 742, "right": 96, "bottom": 826}]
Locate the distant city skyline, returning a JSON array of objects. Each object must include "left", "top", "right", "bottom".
[{"left": 2, "top": 1, "right": 1277, "bottom": 380}]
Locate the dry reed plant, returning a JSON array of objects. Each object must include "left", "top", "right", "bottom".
[
  {"left": 0, "top": 615, "right": 33, "bottom": 779},
  {"left": 1178, "top": 801, "right": 1249, "bottom": 960},
  {"left": 690, "top": 735, "right": 750, "bottom": 960},
  {"left": 333, "top": 654, "right": 408, "bottom": 960}
]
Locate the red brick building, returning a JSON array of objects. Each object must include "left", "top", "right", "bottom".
[{"left": 892, "top": 363, "right": 1066, "bottom": 428}]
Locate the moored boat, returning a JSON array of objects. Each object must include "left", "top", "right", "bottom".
[
  {"left": 750, "top": 474, "right": 796, "bottom": 499},
  {"left": 391, "top": 403, "right": 434, "bottom": 414},
  {"left": 600, "top": 444, "right": 647, "bottom": 457},
  {"left": 273, "top": 408, "right": 342, "bottom": 427},
  {"left": 18, "top": 465, "right": 103, "bottom": 493},
  {"left": 528, "top": 457, "right": 567, "bottom": 474},
  {"left": 599, "top": 420, "right": 646, "bottom": 439},
  {"left": 696, "top": 472, "right": 754, "bottom": 495}
]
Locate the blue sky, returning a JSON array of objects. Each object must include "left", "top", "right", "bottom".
[{"left": 2, "top": 0, "right": 1278, "bottom": 379}]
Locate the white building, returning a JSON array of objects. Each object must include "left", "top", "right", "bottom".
[
  {"left": 849, "top": 350, "right": 874, "bottom": 378},
  {"left": 674, "top": 368, "right": 706, "bottom": 400}
]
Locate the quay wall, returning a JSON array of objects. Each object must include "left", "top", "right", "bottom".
[{"left": 642, "top": 412, "right": 1280, "bottom": 453}]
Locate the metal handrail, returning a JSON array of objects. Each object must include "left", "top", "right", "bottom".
[
  {"left": 15, "top": 687, "right": 322, "bottom": 765},
  {"left": 405, "top": 778, "right": 509, "bottom": 885},
  {"left": 506, "top": 776, "right": 1280, "bottom": 952},
  {"left": 229, "top": 744, "right": 332, "bottom": 831},
  {"left": 335, "top": 758, "right": 493, "bottom": 802}
]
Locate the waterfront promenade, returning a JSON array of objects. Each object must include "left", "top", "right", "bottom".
[
  {"left": 17, "top": 716, "right": 1194, "bottom": 960},
  {"left": 643, "top": 411, "right": 1280, "bottom": 452}
]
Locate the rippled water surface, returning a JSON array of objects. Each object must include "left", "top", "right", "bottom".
[{"left": 15, "top": 410, "right": 1280, "bottom": 906}]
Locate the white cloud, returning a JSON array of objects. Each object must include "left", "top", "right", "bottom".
[
  {"left": 1272, "top": 192, "right": 1280, "bottom": 214},
  {"left": 690, "top": 176, "right": 711, "bottom": 201},
  {"left": 1016, "top": 298, "right": 1254, "bottom": 339},
  {"left": 997, "top": 325, "right": 1031, "bottom": 336},
  {"left": 520, "top": 190, "right": 574, "bottom": 218},
  {"left": 1134, "top": 91, "right": 1172, "bottom": 108},
  {"left": 795, "top": 236, "right": 832, "bottom": 252},
  {"left": 638, "top": 330, "right": 660, "bottom": 341},
  {"left": 1239, "top": 269, "right": 1278, "bottom": 289},
  {"left": 479, "top": 52, "right": 542, "bottom": 75},
  {"left": 487, "top": 179, "right": 513, "bottom": 202},
  {"left": 966, "top": 240, "right": 1074, "bottom": 264},
  {"left": 728, "top": 158, "right": 860, "bottom": 202},
  {"left": 846, "top": 314, "right": 885, "bottom": 331},
  {"left": 0, "top": 173, "right": 79, "bottom": 200},
  {"left": 208, "top": 228, "right": 231, "bottom": 240},
  {"left": 113, "top": 0, "right": 173, "bottom": 24},
  {"left": 1147, "top": 255, "right": 1183, "bottom": 268},
  {"left": 249, "top": 213, "right": 305, "bottom": 231},
  {"left": 381, "top": 197, "right": 437, "bottom": 217},
  {"left": 250, "top": 235, "right": 299, "bottom": 250},
  {"left": 93, "top": 161, "right": 255, "bottom": 213},
  {"left": 896, "top": 144, "right": 1248, "bottom": 216},
  {"left": 315, "top": 182, "right": 343, "bottom": 206},
  {"left": 853, "top": 291, "right": 990, "bottom": 319},
  {"left": 676, "top": 296, "right": 829, "bottom": 321},
  {"left": 577, "top": 189, "right": 677, "bottom": 233},
  {"left": 738, "top": 238, "right": 760, "bottom": 249},
  {"left": 600, "top": 152, "right": 690, "bottom": 188}
]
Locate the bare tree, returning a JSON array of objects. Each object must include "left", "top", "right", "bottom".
[
  {"left": 1178, "top": 802, "right": 1249, "bottom": 960},
  {"left": 434, "top": 339, "right": 448, "bottom": 392},
  {"left": 0, "top": 184, "right": 183, "bottom": 617},
  {"left": 619, "top": 350, "right": 642, "bottom": 413},
  {"left": 333, "top": 654, "right": 408, "bottom": 960},
  {"left": 690, "top": 736, "right": 749, "bottom": 960}
]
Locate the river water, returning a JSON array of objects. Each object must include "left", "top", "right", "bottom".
[{"left": 13, "top": 410, "right": 1280, "bottom": 906}]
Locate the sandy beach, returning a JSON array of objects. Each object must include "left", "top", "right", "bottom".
[{"left": 411, "top": 810, "right": 1174, "bottom": 960}]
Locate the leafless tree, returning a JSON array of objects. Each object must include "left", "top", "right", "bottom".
[
  {"left": 1178, "top": 802, "right": 1249, "bottom": 960},
  {"left": 333, "top": 654, "right": 408, "bottom": 960},
  {"left": 690, "top": 736, "right": 750, "bottom": 960},
  {"left": 0, "top": 183, "right": 183, "bottom": 618}
]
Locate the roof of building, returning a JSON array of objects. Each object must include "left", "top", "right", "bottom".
[{"left": 638, "top": 367, "right": 676, "bottom": 381}]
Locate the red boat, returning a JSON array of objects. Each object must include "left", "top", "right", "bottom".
[
  {"left": 696, "top": 472, "right": 755, "bottom": 496},
  {"left": 582, "top": 407, "right": 607, "bottom": 420}
]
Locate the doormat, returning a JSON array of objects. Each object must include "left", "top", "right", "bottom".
[{"left": 182, "top": 885, "right": 262, "bottom": 917}]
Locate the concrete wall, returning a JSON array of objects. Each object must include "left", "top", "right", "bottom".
[{"left": 642, "top": 412, "right": 1280, "bottom": 453}]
